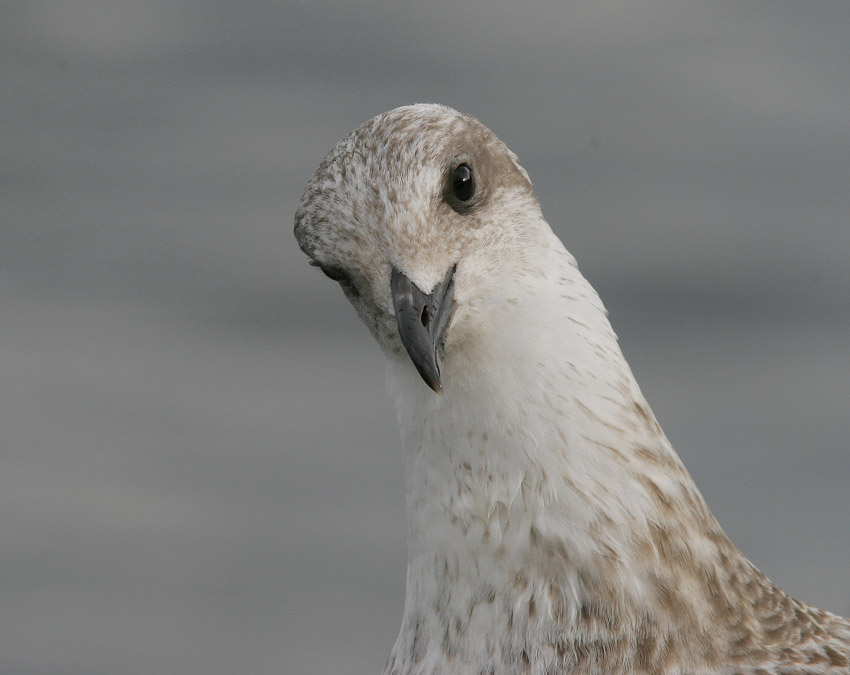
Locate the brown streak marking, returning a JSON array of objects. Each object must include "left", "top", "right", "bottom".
[
  {"left": 633, "top": 443, "right": 686, "bottom": 475},
  {"left": 574, "top": 399, "right": 625, "bottom": 435},
  {"left": 638, "top": 475, "right": 673, "bottom": 512},
  {"left": 825, "top": 645, "right": 849, "bottom": 668},
  {"left": 583, "top": 436, "right": 628, "bottom": 463},
  {"left": 441, "top": 625, "right": 454, "bottom": 660}
]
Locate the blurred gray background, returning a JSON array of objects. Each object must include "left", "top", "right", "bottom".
[{"left": 2, "top": 2, "right": 849, "bottom": 674}]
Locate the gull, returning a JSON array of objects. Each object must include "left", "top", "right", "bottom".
[{"left": 293, "top": 104, "right": 850, "bottom": 674}]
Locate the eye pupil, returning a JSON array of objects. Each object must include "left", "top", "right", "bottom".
[{"left": 452, "top": 164, "right": 474, "bottom": 202}]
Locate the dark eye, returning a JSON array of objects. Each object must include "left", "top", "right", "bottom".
[
  {"left": 311, "top": 259, "right": 351, "bottom": 283},
  {"left": 452, "top": 164, "right": 474, "bottom": 202}
]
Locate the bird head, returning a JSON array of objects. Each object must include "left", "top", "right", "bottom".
[{"left": 294, "top": 104, "right": 543, "bottom": 392}]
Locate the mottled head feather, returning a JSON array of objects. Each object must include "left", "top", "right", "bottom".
[{"left": 295, "top": 104, "right": 541, "bottom": 356}]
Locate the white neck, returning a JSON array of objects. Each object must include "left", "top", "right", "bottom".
[{"left": 381, "top": 232, "right": 823, "bottom": 674}]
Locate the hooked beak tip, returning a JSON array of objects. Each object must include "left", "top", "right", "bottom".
[{"left": 390, "top": 266, "right": 456, "bottom": 393}]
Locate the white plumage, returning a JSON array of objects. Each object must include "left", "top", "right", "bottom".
[{"left": 295, "top": 104, "right": 850, "bottom": 674}]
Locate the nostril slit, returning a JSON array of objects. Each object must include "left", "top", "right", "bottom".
[{"left": 420, "top": 306, "right": 430, "bottom": 327}]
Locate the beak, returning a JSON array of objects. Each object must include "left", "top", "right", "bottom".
[{"left": 390, "top": 265, "right": 456, "bottom": 393}]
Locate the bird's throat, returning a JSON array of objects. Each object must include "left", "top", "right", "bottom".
[{"left": 387, "top": 357, "right": 762, "bottom": 674}]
